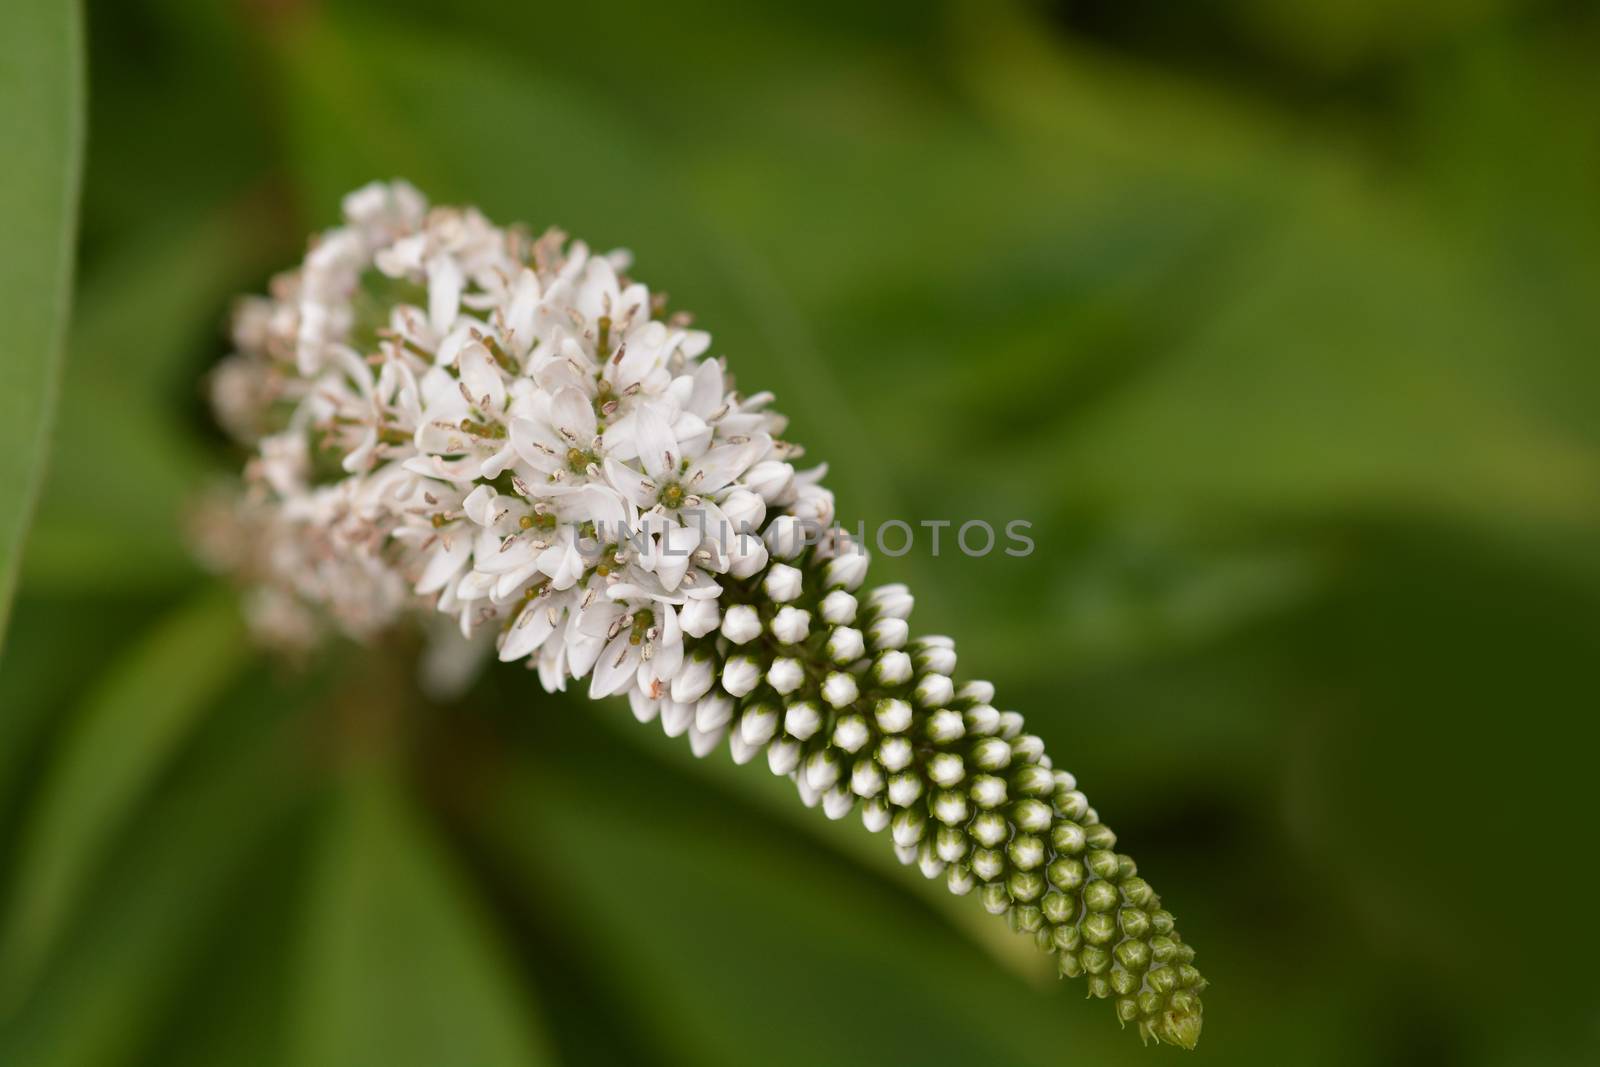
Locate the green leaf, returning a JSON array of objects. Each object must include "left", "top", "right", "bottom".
[
  {"left": 288, "top": 764, "right": 550, "bottom": 1067},
  {"left": 470, "top": 726, "right": 1133, "bottom": 1067},
  {"left": 0, "top": 669, "right": 315, "bottom": 1067},
  {"left": 21, "top": 202, "right": 280, "bottom": 596},
  {"left": 587, "top": 701, "right": 1056, "bottom": 985},
  {"left": 0, "top": 0, "right": 84, "bottom": 642},
  {"left": 0, "top": 587, "right": 249, "bottom": 1005}
]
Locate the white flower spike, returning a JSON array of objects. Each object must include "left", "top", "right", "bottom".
[{"left": 204, "top": 182, "right": 1205, "bottom": 1049}]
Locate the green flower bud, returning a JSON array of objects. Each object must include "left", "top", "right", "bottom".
[
  {"left": 964, "top": 704, "right": 1000, "bottom": 735},
  {"left": 971, "top": 848, "right": 1005, "bottom": 882},
  {"left": 1119, "top": 876, "right": 1154, "bottom": 908},
  {"left": 1110, "top": 967, "right": 1140, "bottom": 997},
  {"left": 1010, "top": 904, "right": 1043, "bottom": 933},
  {"left": 1082, "top": 821, "right": 1117, "bottom": 851},
  {"left": 1083, "top": 881, "right": 1119, "bottom": 913},
  {"left": 1012, "top": 764, "right": 1055, "bottom": 797},
  {"left": 971, "top": 737, "right": 1011, "bottom": 771},
  {"left": 1114, "top": 938, "right": 1151, "bottom": 972},
  {"left": 1042, "top": 892, "right": 1075, "bottom": 925},
  {"left": 970, "top": 812, "right": 1008, "bottom": 847},
  {"left": 980, "top": 883, "right": 1011, "bottom": 916},
  {"left": 1011, "top": 734, "right": 1044, "bottom": 763},
  {"left": 1012, "top": 798, "right": 1052, "bottom": 833},
  {"left": 1048, "top": 857, "right": 1086, "bottom": 891},
  {"left": 1086, "top": 849, "right": 1121, "bottom": 881},
  {"left": 1055, "top": 789, "right": 1089, "bottom": 821},
  {"left": 1082, "top": 912, "right": 1118, "bottom": 945},
  {"left": 1051, "top": 821, "right": 1086, "bottom": 854},
  {"left": 1007, "top": 870, "right": 1044, "bottom": 903},
  {"left": 935, "top": 825, "right": 968, "bottom": 862},
  {"left": 969, "top": 774, "right": 1007, "bottom": 809},
  {"left": 1006, "top": 833, "right": 1045, "bottom": 870},
  {"left": 1157, "top": 1006, "right": 1203, "bottom": 1050}
]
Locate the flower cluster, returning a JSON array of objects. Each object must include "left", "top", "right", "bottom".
[{"left": 208, "top": 182, "right": 1205, "bottom": 1047}]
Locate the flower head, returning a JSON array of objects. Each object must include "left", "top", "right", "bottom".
[{"left": 208, "top": 181, "right": 1205, "bottom": 1047}]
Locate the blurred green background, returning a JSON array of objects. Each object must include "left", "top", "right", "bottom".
[{"left": 3, "top": 0, "right": 1600, "bottom": 1063}]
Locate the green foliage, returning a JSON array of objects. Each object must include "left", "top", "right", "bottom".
[
  {"left": 3, "top": 0, "right": 1600, "bottom": 1063},
  {"left": 0, "top": 0, "right": 84, "bottom": 642}
]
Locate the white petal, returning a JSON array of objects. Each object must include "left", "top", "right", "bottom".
[
  {"left": 688, "top": 434, "right": 769, "bottom": 495},
  {"left": 510, "top": 417, "right": 563, "bottom": 473},
  {"left": 416, "top": 534, "right": 471, "bottom": 594},
  {"left": 457, "top": 342, "right": 506, "bottom": 410},
  {"left": 550, "top": 387, "right": 597, "bottom": 446},
  {"left": 654, "top": 521, "right": 698, "bottom": 592},
  {"left": 603, "top": 457, "right": 657, "bottom": 510},
  {"left": 590, "top": 631, "right": 642, "bottom": 698},
  {"left": 499, "top": 597, "right": 558, "bottom": 661},
  {"left": 506, "top": 268, "right": 540, "bottom": 356},
  {"left": 634, "top": 403, "right": 679, "bottom": 480},
  {"left": 427, "top": 254, "right": 463, "bottom": 335},
  {"left": 463, "top": 485, "right": 498, "bottom": 526}
]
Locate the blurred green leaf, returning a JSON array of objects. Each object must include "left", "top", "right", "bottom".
[
  {"left": 0, "top": 588, "right": 248, "bottom": 1005},
  {"left": 472, "top": 728, "right": 1135, "bottom": 1067},
  {"left": 0, "top": 665, "right": 314, "bottom": 1067},
  {"left": 23, "top": 198, "right": 288, "bottom": 596},
  {"left": 587, "top": 701, "right": 1055, "bottom": 985},
  {"left": 289, "top": 764, "right": 550, "bottom": 1067},
  {"left": 0, "top": 0, "right": 84, "bottom": 642}
]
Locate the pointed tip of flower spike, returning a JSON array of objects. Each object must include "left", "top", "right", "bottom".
[{"left": 1154, "top": 1004, "right": 1203, "bottom": 1050}]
